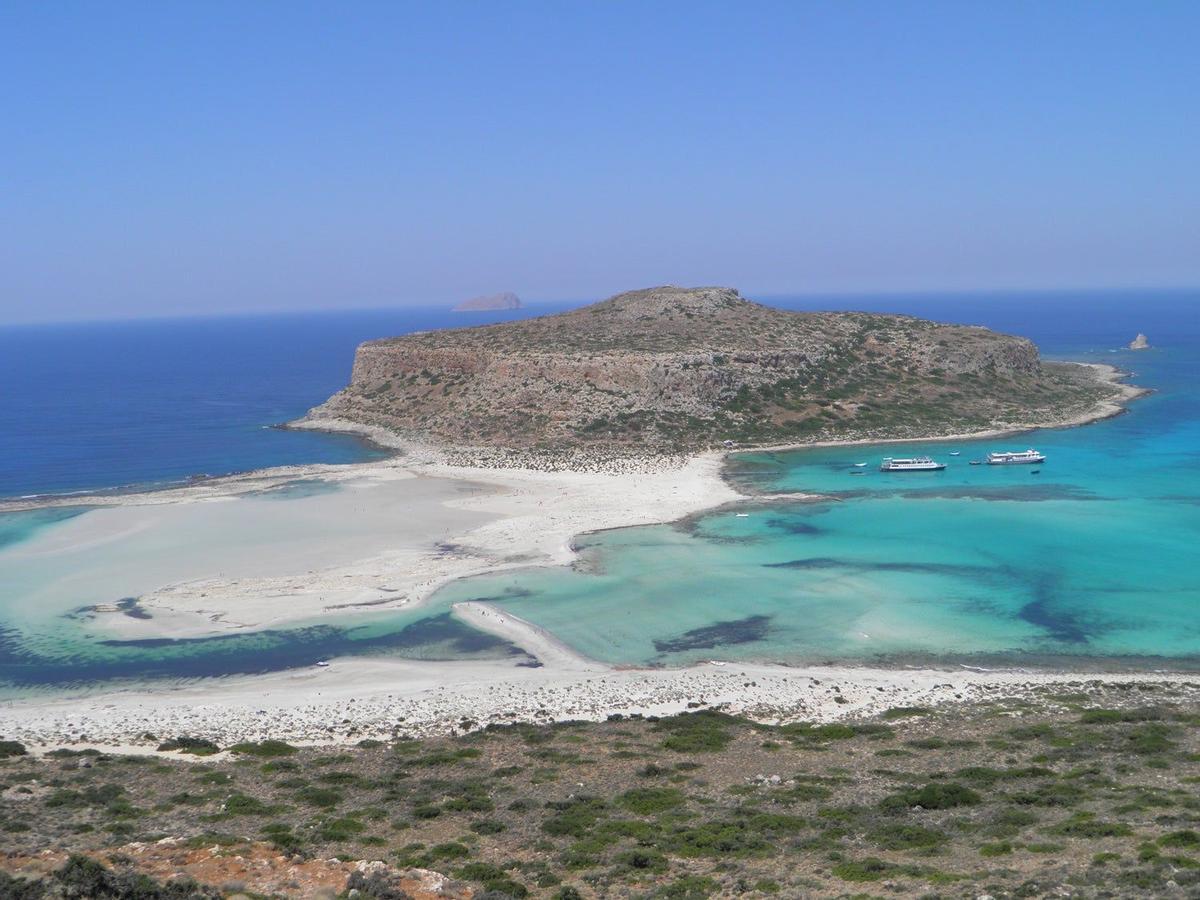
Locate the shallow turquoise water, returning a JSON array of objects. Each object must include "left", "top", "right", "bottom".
[
  {"left": 1, "top": 292, "right": 1196, "bottom": 692},
  {"left": 436, "top": 334, "right": 1200, "bottom": 669}
]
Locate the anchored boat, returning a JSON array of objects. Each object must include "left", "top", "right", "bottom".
[
  {"left": 880, "top": 456, "right": 946, "bottom": 472},
  {"left": 987, "top": 448, "right": 1046, "bottom": 465}
]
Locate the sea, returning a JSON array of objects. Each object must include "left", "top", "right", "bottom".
[{"left": 1, "top": 290, "right": 1197, "bottom": 695}]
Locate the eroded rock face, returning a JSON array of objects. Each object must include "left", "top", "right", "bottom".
[
  {"left": 1129, "top": 333, "right": 1151, "bottom": 350},
  {"left": 0, "top": 843, "right": 473, "bottom": 899},
  {"left": 308, "top": 285, "right": 1111, "bottom": 452}
]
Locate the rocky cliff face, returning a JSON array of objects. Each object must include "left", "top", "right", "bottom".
[{"left": 308, "top": 286, "right": 1114, "bottom": 452}]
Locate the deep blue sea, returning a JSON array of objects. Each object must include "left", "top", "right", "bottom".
[
  {"left": 0, "top": 305, "right": 553, "bottom": 498},
  {"left": 0, "top": 290, "right": 1196, "bottom": 694}
]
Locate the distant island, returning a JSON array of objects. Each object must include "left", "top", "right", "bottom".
[
  {"left": 452, "top": 291, "right": 522, "bottom": 312},
  {"left": 307, "top": 285, "right": 1135, "bottom": 458},
  {"left": 1129, "top": 332, "right": 1151, "bottom": 350}
]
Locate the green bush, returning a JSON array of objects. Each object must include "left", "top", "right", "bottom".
[
  {"left": 620, "top": 787, "right": 685, "bottom": 815},
  {"left": 228, "top": 740, "right": 298, "bottom": 757},
  {"left": 156, "top": 736, "right": 220, "bottom": 755},
  {"left": 880, "top": 782, "right": 981, "bottom": 811},
  {"left": 0, "top": 740, "right": 27, "bottom": 759}
]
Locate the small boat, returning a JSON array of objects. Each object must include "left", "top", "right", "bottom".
[
  {"left": 969, "top": 460, "right": 982, "bottom": 466},
  {"left": 1030, "top": 470, "right": 1041, "bottom": 475},
  {"left": 315, "top": 660, "right": 331, "bottom": 668},
  {"left": 853, "top": 462, "right": 867, "bottom": 467},
  {"left": 880, "top": 456, "right": 946, "bottom": 472},
  {"left": 987, "top": 448, "right": 1046, "bottom": 465},
  {"left": 735, "top": 513, "right": 750, "bottom": 518},
  {"left": 949, "top": 451, "right": 961, "bottom": 456}
]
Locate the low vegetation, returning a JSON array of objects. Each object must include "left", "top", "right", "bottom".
[{"left": 3, "top": 682, "right": 1200, "bottom": 897}]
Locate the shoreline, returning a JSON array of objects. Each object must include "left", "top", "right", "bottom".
[
  {"left": 0, "top": 358, "right": 1159, "bottom": 749},
  {"left": 5, "top": 656, "right": 1199, "bottom": 753},
  {"left": 727, "top": 361, "right": 1148, "bottom": 456}
]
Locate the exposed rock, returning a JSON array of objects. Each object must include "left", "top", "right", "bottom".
[
  {"left": 1129, "top": 332, "right": 1151, "bottom": 350},
  {"left": 308, "top": 284, "right": 1124, "bottom": 455},
  {"left": 0, "top": 844, "right": 472, "bottom": 899},
  {"left": 452, "top": 291, "right": 521, "bottom": 312}
]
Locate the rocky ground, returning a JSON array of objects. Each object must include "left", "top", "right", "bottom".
[{"left": 5, "top": 680, "right": 1200, "bottom": 898}]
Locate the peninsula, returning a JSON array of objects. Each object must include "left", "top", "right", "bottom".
[{"left": 307, "top": 285, "right": 1134, "bottom": 459}]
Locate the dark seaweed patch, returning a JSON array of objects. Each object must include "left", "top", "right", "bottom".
[
  {"left": 1015, "top": 573, "right": 1090, "bottom": 644},
  {"left": 465, "top": 588, "right": 534, "bottom": 603},
  {"left": 653, "top": 615, "right": 771, "bottom": 653},
  {"left": 0, "top": 613, "right": 531, "bottom": 690},
  {"left": 892, "top": 484, "right": 1101, "bottom": 502},
  {"left": 764, "top": 558, "right": 996, "bottom": 580},
  {"left": 763, "top": 517, "right": 823, "bottom": 535},
  {"left": 117, "top": 598, "right": 151, "bottom": 620}
]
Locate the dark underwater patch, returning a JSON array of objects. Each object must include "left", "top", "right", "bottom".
[
  {"left": 764, "top": 557, "right": 997, "bottom": 580},
  {"left": 1014, "top": 572, "right": 1089, "bottom": 644},
  {"left": 465, "top": 587, "right": 534, "bottom": 603},
  {"left": 117, "top": 597, "right": 151, "bottom": 619},
  {"left": 763, "top": 517, "right": 823, "bottom": 535},
  {"left": 653, "top": 615, "right": 771, "bottom": 653},
  {"left": 891, "top": 484, "right": 1101, "bottom": 502},
  {"left": 0, "top": 612, "right": 530, "bottom": 690}
]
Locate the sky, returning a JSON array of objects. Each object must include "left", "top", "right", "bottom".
[{"left": 2, "top": 1, "right": 1198, "bottom": 323}]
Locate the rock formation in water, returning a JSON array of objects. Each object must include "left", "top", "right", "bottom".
[
  {"left": 452, "top": 291, "right": 522, "bottom": 312},
  {"left": 1129, "top": 333, "right": 1151, "bottom": 350},
  {"left": 308, "top": 285, "right": 1127, "bottom": 453}
]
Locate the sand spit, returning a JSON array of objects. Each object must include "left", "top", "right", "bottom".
[{"left": 0, "top": 441, "right": 738, "bottom": 642}]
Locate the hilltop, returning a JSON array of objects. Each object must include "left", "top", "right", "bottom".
[{"left": 307, "top": 286, "right": 1129, "bottom": 456}]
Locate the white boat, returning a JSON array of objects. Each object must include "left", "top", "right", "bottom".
[
  {"left": 853, "top": 462, "right": 868, "bottom": 467},
  {"left": 880, "top": 456, "right": 946, "bottom": 472},
  {"left": 315, "top": 660, "right": 330, "bottom": 668},
  {"left": 987, "top": 448, "right": 1046, "bottom": 465},
  {"left": 735, "top": 513, "right": 749, "bottom": 518},
  {"left": 949, "top": 451, "right": 961, "bottom": 456}
]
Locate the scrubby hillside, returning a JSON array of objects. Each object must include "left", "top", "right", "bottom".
[
  {"left": 307, "top": 286, "right": 1119, "bottom": 453},
  {"left": 4, "top": 682, "right": 1200, "bottom": 898}
]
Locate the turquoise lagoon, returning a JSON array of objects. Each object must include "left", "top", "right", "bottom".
[
  {"left": 435, "top": 321, "right": 1200, "bottom": 669},
  {"left": 0, "top": 292, "right": 1196, "bottom": 693}
]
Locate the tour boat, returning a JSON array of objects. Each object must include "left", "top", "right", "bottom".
[
  {"left": 986, "top": 449, "right": 1046, "bottom": 465},
  {"left": 880, "top": 456, "right": 946, "bottom": 472}
]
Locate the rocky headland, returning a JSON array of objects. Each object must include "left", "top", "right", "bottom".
[{"left": 306, "top": 285, "right": 1133, "bottom": 460}]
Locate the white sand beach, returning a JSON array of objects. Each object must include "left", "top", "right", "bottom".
[{"left": 0, "top": 445, "right": 738, "bottom": 642}]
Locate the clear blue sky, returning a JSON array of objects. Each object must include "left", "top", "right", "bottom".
[{"left": 2, "top": 1, "right": 1197, "bottom": 323}]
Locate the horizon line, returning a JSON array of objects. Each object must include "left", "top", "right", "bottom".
[{"left": 3, "top": 283, "right": 1198, "bottom": 329}]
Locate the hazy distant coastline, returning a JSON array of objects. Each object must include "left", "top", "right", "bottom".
[{"left": 452, "top": 291, "right": 522, "bottom": 312}]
